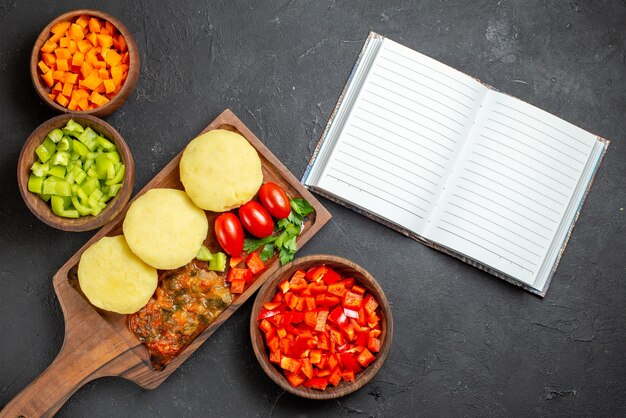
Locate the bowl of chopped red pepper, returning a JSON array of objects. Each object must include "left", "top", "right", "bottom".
[{"left": 250, "top": 254, "right": 393, "bottom": 399}]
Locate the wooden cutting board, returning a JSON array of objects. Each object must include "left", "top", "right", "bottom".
[{"left": 1, "top": 109, "right": 331, "bottom": 418}]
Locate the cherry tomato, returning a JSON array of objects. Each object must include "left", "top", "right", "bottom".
[
  {"left": 214, "top": 213, "right": 244, "bottom": 256},
  {"left": 258, "top": 182, "right": 291, "bottom": 219},
  {"left": 239, "top": 201, "right": 274, "bottom": 238}
]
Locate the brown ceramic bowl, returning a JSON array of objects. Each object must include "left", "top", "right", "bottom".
[
  {"left": 30, "top": 9, "right": 139, "bottom": 117},
  {"left": 250, "top": 255, "right": 393, "bottom": 400},
  {"left": 17, "top": 114, "right": 134, "bottom": 231}
]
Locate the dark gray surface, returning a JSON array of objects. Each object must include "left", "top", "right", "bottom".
[{"left": 1, "top": 1, "right": 624, "bottom": 417}]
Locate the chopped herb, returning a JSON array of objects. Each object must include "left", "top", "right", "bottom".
[
  {"left": 259, "top": 243, "right": 275, "bottom": 262},
  {"left": 290, "top": 198, "right": 314, "bottom": 217},
  {"left": 244, "top": 235, "right": 277, "bottom": 253}
]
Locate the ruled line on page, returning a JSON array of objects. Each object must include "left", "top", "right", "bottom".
[
  {"left": 463, "top": 168, "right": 561, "bottom": 218},
  {"left": 485, "top": 118, "right": 586, "bottom": 165},
  {"left": 467, "top": 158, "right": 567, "bottom": 205},
  {"left": 358, "top": 97, "right": 460, "bottom": 147},
  {"left": 442, "top": 210, "right": 543, "bottom": 258},
  {"left": 363, "top": 88, "right": 464, "bottom": 131},
  {"left": 490, "top": 109, "right": 590, "bottom": 156},
  {"left": 384, "top": 47, "right": 481, "bottom": 93},
  {"left": 379, "top": 53, "right": 477, "bottom": 102},
  {"left": 479, "top": 133, "right": 578, "bottom": 182},
  {"left": 446, "top": 200, "right": 547, "bottom": 248},
  {"left": 459, "top": 174, "right": 558, "bottom": 225},
  {"left": 334, "top": 158, "right": 431, "bottom": 204},
  {"left": 483, "top": 126, "right": 580, "bottom": 173},
  {"left": 495, "top": 101, "right": 592, "bottom": 147},
  {"left": 474, "top": 142, "right": 573, "bottom": 190},
  {"left": 369, "top": 71, "right": 468, "bottom": 119},
  {"left": 452, "top": 190, "right": 551, "bottom": 239},
  {"left": 356, "top": 105, "right": 458, "bottom": 150},
  {"left": 436, "top": 224, "right": 535, "bottom": 274},
  {"left": 376, "top": 64, "right": 473, "bottom": 110},
  {"left": 334, "top": 150, "right": 435, "bottom": 198},
  {"left": 346, "top": 125, "right": 446, "bottom": 172},
  {"left": 352, "top": 113, "right": 452, "bottom": 160},
  {"left": 326, "top": 170, "right": 426, "bottom": 217},
  {"left": 343, "top": 132, "right": 444, "bottom": 180},
  {"left": 365, "top": 77, "right": 467, "bottom": 126}
]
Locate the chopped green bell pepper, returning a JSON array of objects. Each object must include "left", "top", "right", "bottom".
[
  {"left": 35, "top": 137, "right": 56, "bottom": 163},
  {"left": 208, "top": 252, "right": 227, "bottom": 272},
  {"left": 196, "top": 245, "right": 213, "bottom": 261}
]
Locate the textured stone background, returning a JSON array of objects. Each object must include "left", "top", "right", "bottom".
[{"left": 1, "top": 1, "right": 624, "bottom": 417}]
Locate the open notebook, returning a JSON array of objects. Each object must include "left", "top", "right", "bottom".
[{"left": 302, "top": 32, "right": 608, "bottom": 296}]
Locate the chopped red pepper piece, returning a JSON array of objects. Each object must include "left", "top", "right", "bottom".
[
  {"left": 279, "top": 280, "right": 290, "bottom": 293},
  {"left": 269, "top": 349, "right": 281, "bottom": 364},
  {"left": 264, "top": 301, "right": 281, "bottom": 310},
  {"left": 355, "top": 331, "right": 369, "bottom": 348},
  {"left": 322, "top": 268, "right": 341, "bottom": 284},
  {"left": 363, "top": 294, "right": 378, "bottom": 315},
  {"left": 289, "top": 270, "right": 308, "bottom": 292},
  {"left": 351, "top": 285, "right": 366, "bottom": 295},
  {"left": 327, "top": 283, "right": 346, "bottom": 297},
  {"left": 306, "top": 265, "right": 328, "bottom": 282},
  {"left": 259, "top": 319, "right": 273, "bottom": 334},
  {"left": 229, "top": 255, "right": 245, "bottom": 268},
  {"left": 343, "top": 290, "right": 363, "bottom": 310},
  {"left": 303, "top": 377, "right": 329, "bottom": 390},
  {"left": 227, "top": 268, "right": 252, "bottom": 283},
  {"left": 315, "top": 310, "right": 328, "bottom": 332},
  {"left": 230, "top": 279, "right": 245, "bottom": 294},
  {"left": 357, "top": 348, "right": 375, "bottom": 367},
  {"left": 329, "top": 368, "right": 342, "bottom": 386},
  {"left": 246, "top": 252, "right": 266, "bottom": 274},
  {"left": 286, "top": 372, "right": 305, "bottom": 387},
  {"left": 340, "top": 353, "right": 362, "bottom": 373},
  {"left": 343, "top": 307, "right": 359, "bottom": 319},
  {"left": 341, "top": 370, "right": 355, "bottom": 382},
  {"left": 368, "top": 337, "right": 381, "bottom": 353},
  {"left": 328, "top": 306, "right": 348, "bottom": 327},
  {"left": 301, "top": 358, "right": 313, "bottom": 379}
]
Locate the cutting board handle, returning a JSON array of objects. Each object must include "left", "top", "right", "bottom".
[{"left": 1, "top": 276, "right": 142, "bottom": 418}]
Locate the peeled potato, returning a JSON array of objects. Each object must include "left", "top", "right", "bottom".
[
  {"left": 78, "top": 235, "right": 157, "bottom": 314},
  {"left": 123, "top": 188, "right": 208, "bottom": 270},
  {"left": 180, "top": 129, "right": 263, "bottom": 212}
]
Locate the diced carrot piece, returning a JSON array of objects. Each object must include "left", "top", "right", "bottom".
[
  {"left": 68, "top": 23, "right": 84, "bottom": 41},
  {"left": 86, "top": 32, "right": 98, "bottom": 47},
  {"left": 80, "top": 61, "right": 93, "bottom": 78},
  {"left": 118, "top": 35, "right": 127, "bottom": 52},
  {"left": 98, "top": 68, "right": 109, "bottom": 80},
  {"left": 41, "top": 70, "right": 54, "bottom": 87},
  {"left": 78, "top": 97, "right": 89, "bottom": 110},
  {"left": 56, "top": 94, "right": 69, "bottom": 107},
  {"left": 41, "top": 40, "right": 57, "bottom": 53},
  {"left": 49, "top": 32, "right": 62, "bottom": 43},
  {"left": 88, "top": 17, "right": 101, "bottom": 33},
  {"left": 47, "top": 93, "right": 56, "bottom": 100},
  {"left": 75, "top": 88, "right": 90, "bottom": 99},
  {"left": 80, "top": 73, "right": 102, "bottom": 90},
  {"left": 68, "top": 40, "right": 78, "bottom": 54},
  {"left": 102, "top": 80, "right": 115, "bottom": 93},
  {"left": 97, "top": 34, "right": 113, "bottom": 48},
  {"left": 52, "top": 70, "right": 65, "bottom": 81},
  {"left": 93, "top": 60, "right": 106, "bottom": 69},
  {"left": 59, "top": 37, "right": 70, "bottom": 48},
  {"left": 67, "top": 99, "right": 78, "bottom": 110},
  {"left": 103, "top": 49, "right": 122, "bottom": 66},
  {"left": 50, "top": 21, "right": 71, "bottom": 34},
  {"left": 85, "top": 49, "right": 98, "bottom": 65},
  {"left": 105, "top": 20, "right": 116, "bottom": 35},
  {"left": 63, "top": 73, "right": 78, "bottom": 84},
  {"left": 54, "top": 48, "right": 71, "bottom": 60},
  {"left": 111, "top": 65, "right": 124, "bottom": 85},
  {"left": 38, "top": 61, "right": 50, "bottom": 74},
  {"left": 41, "top": 52, "right": 56, "bottom": 66},
  {"left": 75, "top": 15, "right": 90, "bottom": 29},
  {"left": 77, "top": 39, "right": 91, "bottom": 53},
  {"left": 56, "top": 59, "right": 69, "bottom": 72},
  {"left": 71, "top": 52, "right": 84, "bottom": 67},
  {"left": 62, "top": 83, "right": 73, "bottom": 97},
  {"left": 52, "top": 82, "right": 63, "bottom": 92},
  {"left": 122, "top": 51, "right": 129, "bottom": 64}
]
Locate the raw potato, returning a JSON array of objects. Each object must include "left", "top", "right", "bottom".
[
  {"left": 180, "top": 129, "right": 263, "bottom": 212},
  {"left": 78, "top": 235, "right": 157, "bottom": 314},
  {"left": 123, "top": 188, "right": 208, "bottom": 270}
]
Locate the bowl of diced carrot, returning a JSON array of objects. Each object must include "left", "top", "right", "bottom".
[
  {"left": 30, "top": 9, "right": 139, "bottom": 117},
  {"left": 250, "top": 255, "right": 393, "bottom": 399}
]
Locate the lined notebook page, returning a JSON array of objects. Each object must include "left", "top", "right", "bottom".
[
  {"left": 424, "top": 90, "right": 599, "bottom": 288},
  {"left": 314, "top": 38, "right": 486, "bottom": 233}
]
